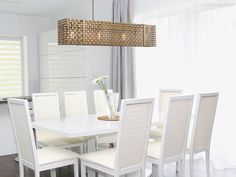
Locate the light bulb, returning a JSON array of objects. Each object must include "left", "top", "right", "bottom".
[
  {"left": 97, "top": 32, "right": 101, "bottom": 39},
  {"left": 69, "top": 31, "right": 75, "bottom": 38}
]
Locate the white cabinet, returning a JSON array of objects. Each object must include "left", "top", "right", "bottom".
[{"left": 39, "top": 30, "right": 87, "bottom": 114}]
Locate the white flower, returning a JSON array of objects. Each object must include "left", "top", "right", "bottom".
[
  {"left": 92, "top": 76, "right": 109, "bottom": 84},
  {"left": 92, "top": 76, "right": 109, "bottom": 94}
]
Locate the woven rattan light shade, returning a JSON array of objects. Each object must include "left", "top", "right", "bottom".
[{"left": 58, "top": 18, "right": 156, "bottom": 47}]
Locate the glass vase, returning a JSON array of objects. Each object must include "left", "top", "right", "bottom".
[{"left": 105, "top": 92, "right": 118, "bottom": 119}]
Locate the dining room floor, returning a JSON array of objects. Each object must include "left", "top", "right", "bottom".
[{"left": 0, "top": 154, "right": 236, "bottom": 177}]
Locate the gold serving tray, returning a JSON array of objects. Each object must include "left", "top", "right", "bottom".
[{"left": 97, "top": 115, "right": 119, "bottom": 121}]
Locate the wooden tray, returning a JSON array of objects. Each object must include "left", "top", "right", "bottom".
[{"left": 97, "top": 115, "right": 119, "bottom": 121}]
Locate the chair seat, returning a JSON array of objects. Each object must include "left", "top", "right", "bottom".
[
  {"left": 37, "top": 131, "right": 84, "bottom": 147},
  {"left": 37, "top": 146, "right": 79, "bottom": 165},
  {"left": 147, "top": 141, "right": 161, "bottom": 160},
  {"left": 150, "top": 127, "right": 163, "bottom": 138},
  {"left": 79, "top": 148, "right": 115, "bottom": 169}
]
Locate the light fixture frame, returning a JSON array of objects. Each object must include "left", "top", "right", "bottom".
[{"left": 58, "top": 18, "right": 156, "bottom": 47}]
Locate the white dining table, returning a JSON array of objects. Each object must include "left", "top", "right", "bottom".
[
  {"left": 32, "top": 114, "right": 120, "bottom": 138},
  {"left": 32, "top": 114, "right": 159, "bottom": 139}
]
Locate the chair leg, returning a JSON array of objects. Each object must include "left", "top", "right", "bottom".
[
  {"left": 189, "top": 154, "right": 194, "bottom": 177},
  {"left": 74, "top": 161, "right": 79, "bottom": 177},
  {"left": 80, "top": 143, "right": 84, "bottom": 154},
  {"left": 140, "top": 167, "right": 145, "bottom": 177},
  {"left": 176, "top": 161, "right": 180, "bottom": 174},
  {"left": 180, "top": 159, "right": 185, "bottom": 177},
  {"left": 83, "top": 138, "right": 88, "bottom": 153},
  {"left": 50, "top": 169, "right": 56, "bottom": 177},
  {"left": 35, "top": 170, "right": 40, "bottom": 177},
  {"left": 206, "top": 150, "right": 210, "bottom": 177},
  {"left": 19, "top": 162, "right": 24, "bottom": 177},
  {"left": 81, "top": 162, "right": 86, "bottom": 177},
  {"left": 152, "top": 164, "right": 159, "bottom": 177},
  {"left": 95, "top": 136, "right": 99, "bottom": 151},
  {"left": 158, "top": 164, "right": 164, "bottom": 177}
]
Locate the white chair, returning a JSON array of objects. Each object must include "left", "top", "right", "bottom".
[
  {"left": 147, "top": 95, "right": 194, "bottom": 177},
  {"left": 32, "top": 92, "right": 84, "bottom": 153},
  {"left": 150, "top": 89, "right": 183, "bottom": 139},
  {"left": 64, "top": 91, "right": 88, "bottom": 118},
  {"left": 8, "top": 98, "right": 79, "bottom": 177},
  {"left": 187, "top": 93, "right": 219, "bottom": 177},
  {"left": 80, "top": 98, "right": 155, "bottom": 177},
  {"left": 93, "top": 89, "right": 119, "bottom": 150}
]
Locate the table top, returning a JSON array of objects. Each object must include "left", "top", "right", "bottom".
[{"left": 32, "top": 114, "right": 120, "bottom": 138}]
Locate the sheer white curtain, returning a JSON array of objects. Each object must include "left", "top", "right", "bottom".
[{"left": 135, "top": 5, "right": 236, "bottom": 169}]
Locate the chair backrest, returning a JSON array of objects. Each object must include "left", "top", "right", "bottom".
[
  {"left": 115, "top": 98, "right": 154, "bottom": 170},
  {"left": 32, "top": 92, "right": 60, "bottom": 121},
  {"left": 160, "top": 95, "right": 194, "bottom": 161},
  {"left": 190, "top": 93, "right": 219, "bottom": 152},
  {"left": 8, "top": 99, "right": 37, "bottom": 166},
  {"left": 93, "top": 89, "right": 119, "bottom": 115},
  {"left": 158, "top": 89, "right": 183, "bottom": 120},
  {"left": 64, "top": 91, "right": 88, "bottom": 118}
]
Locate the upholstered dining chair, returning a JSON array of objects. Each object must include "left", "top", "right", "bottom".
[
  {"left": 79, "top": 98, "right": 155, "bottom": 177},
  {"left": 186, "top": 93, "right": 219, "bottom": 177},
  {"left": 32, "top": 92, "right": 84, "bottom": 153},
  {"left": 150, "top": 89, "right": 183, "bottom": 139},
  {"left": 147, "top": 95, "right": 194, "bottom": 177},
  {"left": 64, "top": 91, "right": 88, "bottom": 118},
  {"left": 93, "top": 89, "right": 119, "bottom": 150},
  {"left": 8, "top": 98, "right": 79, "bottom": 177}
]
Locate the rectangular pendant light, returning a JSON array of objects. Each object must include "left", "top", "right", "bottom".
[{"left": 58, "top": 18, "right": 156, "bottom": 47}]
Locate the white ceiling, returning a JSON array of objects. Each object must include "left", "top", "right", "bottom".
[{"left": 0, "top": 0, "right": 235, "bottom": 18}]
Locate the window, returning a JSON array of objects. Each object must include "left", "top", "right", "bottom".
[
  {"left": 0, "top": 37, "right": 25, "bottom": 98},
  {"left": 134, "top": 5, "right": 236, "bottom": 169}
]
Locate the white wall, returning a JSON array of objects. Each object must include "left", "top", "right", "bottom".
[{"left": 0, "top": 13, "right": 53, "bottom": 156}]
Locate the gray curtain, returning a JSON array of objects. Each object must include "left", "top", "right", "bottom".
[{"left": 111, "top": 0, "right": 136, "bottom": 99}]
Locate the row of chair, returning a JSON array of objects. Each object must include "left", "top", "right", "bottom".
[
  {"left": 148, "top": 93, "right": 219, "bottom": 177},
  {"left": 32, "top": 90, "right": 118, "bottom": 153},
  {"left": 8, "top": 92, "right": 219, "bottom": 177},
  {"left": 9, "top": 97, "right": 154, "bottom": 177}
]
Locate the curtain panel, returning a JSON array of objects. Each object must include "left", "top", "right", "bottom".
[{"left": 111, "top": 0, "right": 136, "bottom": 99}]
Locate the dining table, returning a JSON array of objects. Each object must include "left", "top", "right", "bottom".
[{"left": 32, "top": 114, "right": 120, "bottom": 138}]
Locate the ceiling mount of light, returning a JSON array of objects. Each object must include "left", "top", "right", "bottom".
[{"left": 58, "top": 0, "right": 156, "bottom": 47}]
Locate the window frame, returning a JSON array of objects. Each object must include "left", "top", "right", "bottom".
[{"left": 0, "top": 36, "right": 28, "bottom": 98}]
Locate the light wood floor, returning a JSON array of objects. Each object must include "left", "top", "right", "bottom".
[{"left": 0, "top": 154, "right": 235, "bottom": 177}]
